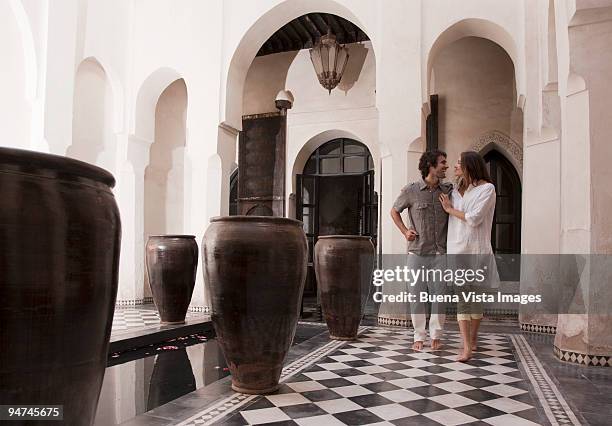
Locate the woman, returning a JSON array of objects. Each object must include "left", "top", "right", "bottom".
[{"left": 439, "top": 151, "right": 498, "bottom": 362}]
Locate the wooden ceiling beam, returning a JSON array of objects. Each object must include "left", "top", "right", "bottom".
[
  {"left": 285, "top": 22, "right": 306, "bottom": 47},
  {"left": 338, "top": 18, "right": 357, "bottom": 41},
  {"left": 310, "top": 13, "right": 329, "bottom": 36},
  {"left": 271, "top": 35, "right": 284, "bottom": 52},
  {"left": 292, "top": 19, "right": 314, "bottom": 46},
  {"left": 277, "top": 28, "right": 296, "bottom": 51},
  {"left": 301, "top": 15, "right": 322, "bottom": 39},
  {"left": 256, "top": 13, "right": 370, "bottom": 56},
  {"left": 326, "top": 14, "right": 346, "bottom": 43}
]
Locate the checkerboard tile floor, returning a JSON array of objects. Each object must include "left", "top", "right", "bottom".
[
  {"left": 111, "top": 307, "right": 207, "bottom": 333},
  {"left": 212, "top": 328, "right": 543, "bottom": 425}
]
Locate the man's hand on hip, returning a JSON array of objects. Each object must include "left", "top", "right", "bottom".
[{"left": 404, "top": 229, "right": 418, "bottom": 241}]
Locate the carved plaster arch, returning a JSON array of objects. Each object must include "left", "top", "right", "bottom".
[{"left": 471, "top": 130, "right": 523, "bottom": 177}]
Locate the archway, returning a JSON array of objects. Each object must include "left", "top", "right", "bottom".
[
  {"left": 427, "top": 23, "right": 524, "bottom": 282},
  {"left": 222, "top": 1, "right": 372, "bottom": 130},
  {"left": 425, "top": 18, "right": 523, "bottom": 104},
  {"left": 143, "top": 78, "right": 188, "bottom": 298},
  {"left": 231, "top": 6, "right": 376, "bottom": 221},
  {"left": 484, "top": 150, "right": 522, "bottom": 281},
  {"left": 68, "top": 58, "right": 115, "bottom": 170},
  {"left": 429, "top": 36, "right": 523, "bottom": 163},
  {"left": 296, "top": 138, "right": 376, "bottom": 313},
  {"left": 229, "top": 168, "right": 239, "bottom": 216}
]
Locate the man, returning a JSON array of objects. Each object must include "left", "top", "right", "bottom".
[{"left": 390, "top": 150, "right": 451, "bottom": 350}]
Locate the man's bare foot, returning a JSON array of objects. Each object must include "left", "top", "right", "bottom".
[
  {"left": 457, "top": 350, "right": 472, "bottom": 362},
  {"left": 412, "top": 341, "right": 424, "bottom": 351},
  {"left": 431, "top": 339, "right": 442, "bottom": 350}
]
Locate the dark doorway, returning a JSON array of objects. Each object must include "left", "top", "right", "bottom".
[
  {"left": 229, "top": 169, "right": 238, "bottom": 216},
  {"left": 296, "top": 138, "right": 377, "bottom": 299},
  {"left": 484, "top": 150, "right": 521, "bottom": 281}
]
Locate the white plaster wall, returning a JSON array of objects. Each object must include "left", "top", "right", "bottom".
[
  {"left": 0, "top": 1, "right": 32, "bottom": 149},
  {"left": 44, "top": 0, "right": 80, "bottom": 155},
  {"left": 373, "top": 0, "right": 424, "bottom": 255},
  {"left": 568, "top": 19, "right": 612, "bottom": 253},
  {"left": 242, "top": 50, "right": 298, "bottom": 115},
  {"left": 432, "top": 37, "right": 520, "bottom": 164}
]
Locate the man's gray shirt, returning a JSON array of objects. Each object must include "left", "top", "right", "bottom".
[{"left": 393, "top": 180, "right": 452, "bottom": 255}]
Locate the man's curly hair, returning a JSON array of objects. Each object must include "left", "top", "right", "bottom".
[{"left": 418, "top": 150, "right": 447, "bottom": 179}]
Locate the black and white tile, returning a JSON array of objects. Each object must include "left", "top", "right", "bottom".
[{"left": 178, "top": 327, "right": 568, "bottom": 425}]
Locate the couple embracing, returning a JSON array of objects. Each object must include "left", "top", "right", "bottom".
[{"left": 390, "top": 150, "right": 498, "bottom": 362}]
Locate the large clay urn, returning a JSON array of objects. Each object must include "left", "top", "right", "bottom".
[
  {"left": 202, "top": 216, "right": 307, "bottom": 394},
  {"left": 146, "top": 235, "right": 198, "bottom": 324},
  {"left": 0, "top": 147, "right": 121, "bottom": 425},
  {"left": 315, "top": 236, "right": 375, "bottom": 340}
]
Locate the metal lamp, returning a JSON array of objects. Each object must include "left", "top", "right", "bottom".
[{"left": 309, "top": 29, "right": 349, "bottom": 94}]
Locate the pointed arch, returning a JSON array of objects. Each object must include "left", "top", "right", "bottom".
[{"left": 472, "top": 130, "right": 523, "bottom": 178}]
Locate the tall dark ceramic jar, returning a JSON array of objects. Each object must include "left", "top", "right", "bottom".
[
  {"left": 146, "top": 235, "right": 198, "bottom": 324},
  {"left": 0, "top": 147, "right": 121, "bottom": 425},
  {"left": 202, "top": 216, "right": 307, "bottom": 394},
  {"left": 315, "top": 236, "right": 375, "bottom": 340}
]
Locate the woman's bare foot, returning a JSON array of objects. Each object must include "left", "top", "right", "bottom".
[
  {"left": 412, "top": 341, "right": 424, "bottom": 351},
  {"left": 431, "top": 339, "right": 442, "bottom": 350},
  {"left": 457, "top": 350, "right": 472, "bottom": 362},
  {"left": 471, "top": 339, "right": 478, "bottom": 352}
]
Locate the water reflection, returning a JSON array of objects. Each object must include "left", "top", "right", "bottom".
[
  {"left": 94, "top": 338, "right": 228, "bottom": 425},
  {"left": 146, "top": 349, "right": 195, "bottom": 410}
]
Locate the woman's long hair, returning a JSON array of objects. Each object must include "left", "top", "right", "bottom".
[{"left": 458, "top": 151, "right": 492, "bottom": 192}]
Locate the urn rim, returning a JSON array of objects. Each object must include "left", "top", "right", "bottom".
[
  {"left": 148, "top": 234, "right": 196, "bottom": 239},
  {"left": 0, "top": 147, "right": 115, "bottom": 188},
  {"left": 210, "top": 215, "right": 303, "bottom": 227},
  {"left": 317, "top": 235, "right": 372, "bottom": 240}
]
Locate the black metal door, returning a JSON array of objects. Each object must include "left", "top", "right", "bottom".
[
  {"left": 296, "top": 173, "right": 318, "bottom": 296},
  {"left": 484, "top": 150, "right": 522, "bottom": 281},
  {"left": 296, "top": 171, "right": 377, "bottom": 298}
]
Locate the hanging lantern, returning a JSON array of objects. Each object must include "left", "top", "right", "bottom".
[{"left": 309, "top": 29, "right": 349, "bottom": 94}]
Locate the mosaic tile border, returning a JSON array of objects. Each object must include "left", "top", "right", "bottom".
[
  {"left": 115, "top": 297, "right": 153, "bottom": 306},
  {"left": 553, "top": 346, "right": 612, "bottom": 367},
  {"left": 175, "top": 328, "right": 368, "bottom": 426},
  {"left": 520, "top": 323, "right": 557, "bottom": 335},
  {"left": 188, "top": 306, "right": 211, "bottom": 313},
  {"left": 511, "top": 335, "right": 582, "bottom": 425},
  {"left": 377, "top": 316, "right": 412, "bottom": 327},
  {"left": 378, "top": 308, "right": 518, "bottom": 328}
]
